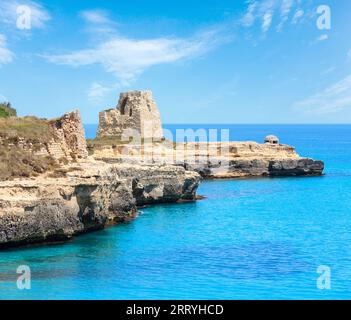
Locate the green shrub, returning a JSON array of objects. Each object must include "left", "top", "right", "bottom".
[{"left": 0, "top": 102, "right": 17, "bottom": 118}]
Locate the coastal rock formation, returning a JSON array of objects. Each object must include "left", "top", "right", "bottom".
[
  {"left": 97, "top": 90, "right": 163, "bottom": 140},
  {"left": 0, "top": 90, "right": 325, "bottom": 248},
  {"left": 92, "top": 140, "right": 324, "bottom": 178},
  {"left": 0, "top": 161, "right": 201, "bottom": 247}
]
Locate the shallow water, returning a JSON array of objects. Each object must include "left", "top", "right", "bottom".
[{"left": 1, "top": 125, "right": 351, "bottom": 299}]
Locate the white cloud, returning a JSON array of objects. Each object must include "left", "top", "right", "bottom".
[
  {"left": 242, "top": 1, "right": 258, "bottom": 27},
  {"left": 241, "top": 1, "right": 313, "bottom": 33},
  {"left": 320, "top": 66, "right": 335, "bottom": 76},
  {"left": 0, "top": 34, "right": 14, "bottom": 66},
  {"left": 80, "top": 10, "right": 112, "bottom": 25},
  {"left": 88, "top": 82, "right": 113, "bottom": 101},
  {"left": 310, "top": 34, "right": 329, "bottom": 45},
  {"left": 242, "top": 0, "right": 288, "bottom": 33},
  {"left": 291, "top": 9, "right": 304, "bottom": 24},
  {"left": 277, "top": 0, "right": 293, "bottom": 31},
  {"left": 0, "top": 0, "right": 50, "bottom": 30},
  {"left": 262, "top": 11, "right": 273, "bottom": 33},
  {"left": 43, "top": 28, "right": 229, "bottom": 85},
  {"left": 316, "top": 34, "right": 328, "bottom": 42},
  {"left": 293, "top": 75, "right": 351, "bottom": 114}
]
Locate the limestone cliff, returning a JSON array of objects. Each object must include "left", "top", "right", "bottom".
[
  {"left": 91, "top": 141, "right": 324, "bottom": 178},
  {"left": 0, "top": 160, "right": 201, "bottom": 248},
  {"left": 0, "top": 90, "right": 325, "bottom": 248}
]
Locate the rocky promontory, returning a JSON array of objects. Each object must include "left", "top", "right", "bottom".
[
  {"left": 0, "top": 160, "right": 200, "bottom": 248},
  {"left": 0, "top": 90, "right": 324, "bottom": 248}
]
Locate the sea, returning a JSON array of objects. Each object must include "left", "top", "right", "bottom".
[{"left": 0, "top": 124, "right": 351, "bottom": 299}]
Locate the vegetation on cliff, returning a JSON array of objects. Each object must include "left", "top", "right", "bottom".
[
  {"left": 0, "top": 102, "right": 17, "bottom": 118},
  {"left": 0, "top": 116, "right": 55, "bottom": 142},
  {"left": 0, "top": 146, "right": 58, "bottom": 180},
  {"left": 0, "top": 115, "right": 58, "bottom": 180}
]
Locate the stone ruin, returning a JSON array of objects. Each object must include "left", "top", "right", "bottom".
[
  {"left": 49, "top": 110, "right": 88, "bottom": 159},
  {"left": 97, "top": 90, "right": 163, "bottom": 140}
]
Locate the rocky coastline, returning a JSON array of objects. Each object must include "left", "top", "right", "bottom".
[
  {"left": 0, "top": 160, "right": 200, "bottom": 248},
  {"left": 0, "top": 90, "right": 324, "bottom": 248}
]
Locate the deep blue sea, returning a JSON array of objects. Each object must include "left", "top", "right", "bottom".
[{"left": 1, "top": 124, "right": 351, "bottom": 299}]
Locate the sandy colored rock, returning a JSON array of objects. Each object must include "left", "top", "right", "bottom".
[
  {"left": 50, "top": 110, "right": 88, "bottom": 159},
  {"left": 97, "top": 90, "right": 163, "bottom": 140},
  {"left": 0, "top": 159, "right": 201, "bottom": 248},
  {"left": 91, "top": 140, "right": 324, "bottom": 178}
]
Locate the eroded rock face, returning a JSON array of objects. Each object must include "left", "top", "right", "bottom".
[
  {"left": 92, "top": 141, "right": 325, "bottom": 178},
  {"left": 0, "top": 160, "right": 201, "bottom": 248},
  {"left": 97, "top": 90, "right": 163, "bottom": 140}
]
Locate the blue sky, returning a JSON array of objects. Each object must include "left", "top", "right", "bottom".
[{"left": 0, "top": 0, "right": 350, "bottom": 124}]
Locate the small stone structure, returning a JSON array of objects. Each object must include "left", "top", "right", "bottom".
[
  {"left": 97, "top": 90, "right": 163, "bottom": 140},
  {"left": 264, "top": 135, "right": 279, "bottom": 144},
  {"left": 50, "top": 110, "right": 88, "bottom": 159}
]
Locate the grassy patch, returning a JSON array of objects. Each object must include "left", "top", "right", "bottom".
[
  {"left": 0, "top": 145, "right": 58, "bottom": 180},
  {"left": 0, "top": 116, "right": 55, "bottom": 143},
  {"left": 0, "top": 103, "right": 16, "bottom": 118},
  {"left": 0, "top": 108, "right": 9, "bottom": 118},
  {"left": 0, "top": 116, "right": 62, "bottom": 180}
]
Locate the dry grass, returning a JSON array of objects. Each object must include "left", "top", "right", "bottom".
[
  {"left": 0, "top": 145, "right": 58, "bottom": 180},
  {"left": 0, "top": 116, "right": 60, "bottom": 180},
  {"left": 0, "top": 116, "right": 55, "bottom": 143}
]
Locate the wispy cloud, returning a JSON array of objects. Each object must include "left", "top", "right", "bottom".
[
  {"left": 242, "top": 0, "right": 258, "bottom": 27},
  {"left": 316, "top": 34, "right": 328, "bottom": 42},
  {"left": 310, "top": 34, "right": 329, "bottom": 46},
  {"left": 291, "top": 9, "right": 304, "bottom": 24},
  {"left": 242, "top": 0, "right": 309, "bottom": 34},
  {"left": 0, "top": 0, "right": 50, "bottom": 30},
  {"left": 277, "top": 0, "right": 293, "bottom": 31},
  {"left": 87, "top": 82, "right": 114, "bottom": 101},
  {"left": 320, "top": 66, "right": 335, "bottom": 76},
  {"left": 80, "top": 9, "right": 112, "bottom": 25},
  {"left": 43, "top": 27, "right": 230, "bottom": 86},
  {"left": 0, "top": 34, "right": 14, "bottom": 67},
  {"left": 262, "top": 11, "right": 273, "bottom": 33},
  {"left": 293, "top": 75, "right": 351, "bottom": 114}
]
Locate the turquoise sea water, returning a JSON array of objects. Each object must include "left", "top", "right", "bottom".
[{"left": 1, "top": 124, "right": 351, "bottom": 299}]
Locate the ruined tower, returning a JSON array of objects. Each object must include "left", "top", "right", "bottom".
[{"left": 97, "top": 90, "right": 163, "bottom": 140}]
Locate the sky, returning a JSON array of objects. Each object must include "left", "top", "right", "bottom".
[{"left": 0, "top": 0, "right": 350, "bottom": 124}]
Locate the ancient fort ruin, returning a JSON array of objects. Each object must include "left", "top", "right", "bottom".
[{"left": 97, "top": 90, "right": 163, "bottom": 140}]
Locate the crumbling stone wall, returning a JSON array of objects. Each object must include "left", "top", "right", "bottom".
[
  {"left": 50, "top": 110, "right": 88, "bottom": 159},
  {"left": 0, "top": 110, "right": 88, "bottom": 161},
  {"left": 97, "top": 90, "right": 163, "bottom": 140}
]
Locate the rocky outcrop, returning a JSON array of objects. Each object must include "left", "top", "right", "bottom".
[
  {"left": 92, "top": 141, "right": 324, "bottom": 178},
  {"left": 0, "top": 90, "right": 325, "bottom": 248},
  {"left": 97, "top": 90, "right": 163, "bottom": 140},
  {"left": 0, "top": 160, "right": 201, "bottom": 248}
]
